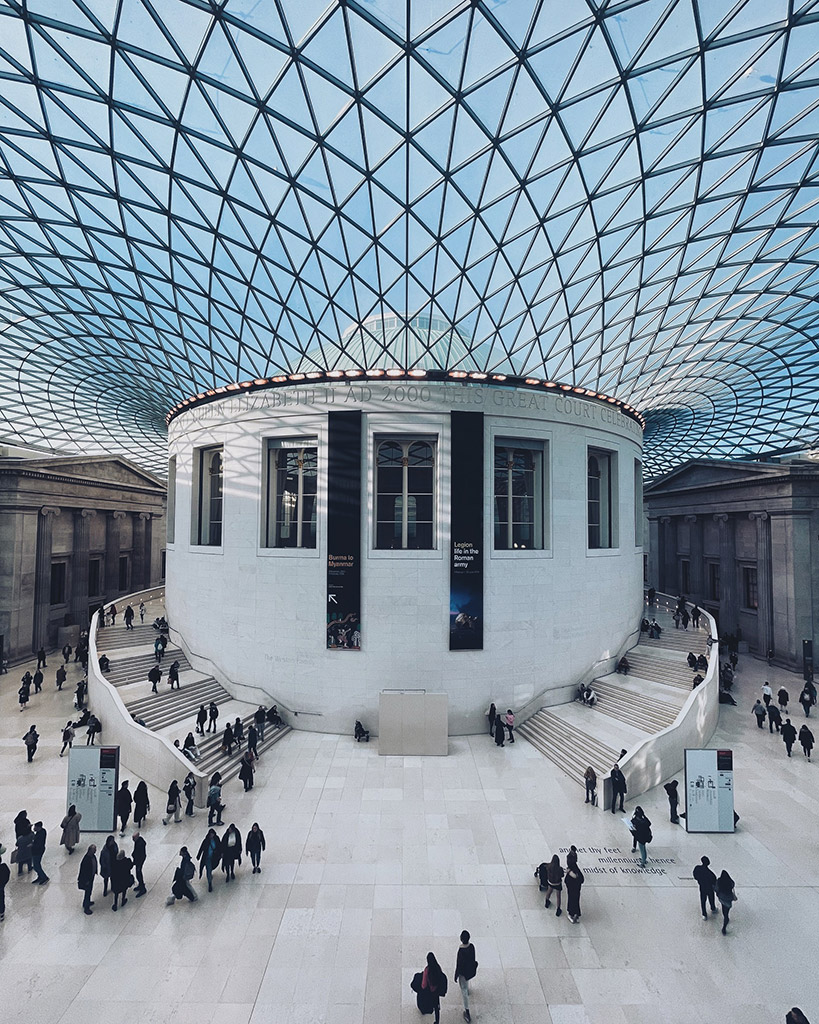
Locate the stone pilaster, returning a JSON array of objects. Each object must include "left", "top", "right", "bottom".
[
  {"left": 132, "top": 512, "right": 146, "bottom": 590},
  {"left": 659, "top": 516, "right": 674, "bottom": 593},
  {"left": 70, "top": 508, "right": 96, "bottom": 625},
  {"left": 685, "top": 514, "right": 704, "bottom": 599},
  {"left": 32, "top": 506, "right": 60, "bottom": 651},
  {"left": 104, "top": 510, "right": 127, "bottom": 595},
  {"left": 749, "top": 511, "right": 772, "bottom": 658},
  {"left": 714, "top": 513, "right": 737, "bottom": 632}
]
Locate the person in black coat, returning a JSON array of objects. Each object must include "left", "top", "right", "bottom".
[
  {"left": 14, "top": 810, "right": 31, "bottom": 838},
  {"left": 220, "top": 824, "right": 242, "bottom": 881},
  {"left": 493, "top": 716, "right": 505, "bottom": 747},
  {"left": 782, "top": 718, "right": 797, "bottom": 756},
  {"left": 169, "top": 847, "right": 198, "bottom": 903},
  {"left": 238, "top": 752, "right": 255, "bottom": 792},
  {"left": 767, "top": 703, "right": 782, "bottom": 733},
  {"left": 197, "top": 829, "right": 221, "bottom": 892},
  {"left": 565, "top": 847, "right": 584, "bottom": 923},
  {"left": 412, "top": 952, "right": 447, "bottom": 1024},
  {"left": 692, "top": 855, "right": 717, "bottom": 919},
  {"left": 610, "top": 764, "right": 627, "bottom": 813},
  {"left": 111, "top": 849, "right": 133, "bottom": 910},
  {"left": 196, "top": 704, "right": 207, "bottom": 735},
  {"left": 221, "top": 723, "right": 234, "bottom": 756},
  {"left": 133, "top": 781, "right": 150, "bottom": 827},
  {"left": 453, "top": 930, "right": 477, "bottom": 1022},
  {"left": 99, "top": 835, "right": 118, "bottom": 896},
  {"left": 183, "top": 773, "right": 197, "bottom": 817},
  {"left": 799, "top": 724, "right": 814, "bottom": 759},
  {"left": 630, "top": 807, "right": 652, "bottom": 867},
  {"left": 132, "top": 832, "right": 147, "bottom": 897},
  {"left": 207, "top": 702, "right": 219, "bottom": 733},
  {"left": 247, "top": 724, "right": 259, "bottom": 760},
  {"left": 0, "top": 856, "right": 9, "bottom": 921},
  {"left": 245, "top": 822, "right": 266, "bottom": 873},
  {"left": 77, "top": 844, "right": 97, "bottom": 914},
  {"left": 664, "top": 779, "right": 680, "bottom": 823},
  {"left": 116, "top": 781, "right": 132, "bottom": 836},
  {"left": 31, "top": 821, "right": 49, "bottom": 885}
]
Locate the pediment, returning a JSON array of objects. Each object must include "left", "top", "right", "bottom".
[
  {"left": 645, "top": 459, "right": 785, "bottom": 494},
  {"left": 7, "top": 455, "right": 165, "bottom": 491}
]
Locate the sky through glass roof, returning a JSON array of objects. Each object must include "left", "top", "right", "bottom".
[{"left": 1, "top": 0, "right": 818, "bottom": 474}]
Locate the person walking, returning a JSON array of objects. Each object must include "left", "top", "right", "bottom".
[
  {"left": 565, "top": 846, "right": 584, "bottom": 923},
  {"left": 55, "top": 664, "right": 67, "bottom": 691},
  {"left": 132, "top": 832, "right": 147, "bottom": 897},
  {"left": 196, "top": 704, "right": 207, "bottom": 736},
  {"left": 116, "top": 781, "right": 132, "bottom": 836},
  {"left": 207, "top": 701, "right": 219, "bottom": 733},
  {"left": 681, "top": 607, "right": 690, "bottom": 630},
  {"left": 543, "top": 854, "right": 564, "bottom": 915},
  {"left": 799, "top": 686, "right": 813, "bottom": 717},
  {"left": 245, "top": 822, "right": 266, "bottom": 873},
  {"left": 168, "top": 660, "right": 180, "bottom": 690},
  {"left": 168, "top": 847, "right": 198, "bottom": 904},
  {"left": 486, "top": 703, "right": 496, "bottom": 735},
  {"left": 412, "top": 952, "right": 447, "bottom": 1024},
  {"left": 716, "top": 870, "right": 737, "bottom": 934},
  {"left": 220, "top": 824, "right": 243, "bottom": 882},
  {"left": 86, "top": 714, "right": 100, "bottom": 745},
  {"left": 691, "top": 604, "right": 700, "bottom": 628},
  {"left": 110, "top": 848, "right": 133, "bottom": 910},
  {"left": 23, "top": 724, "right": 39, "bottom": 763},
  {"left": 238, "top": 751, "right": 255, "bottom": 792},
  {"left": 0, "top": 851, "right": 9, "bottom": 921},
  {"left": 15, "top": 827, "right": 34, "bottom": 876},
  {"left": 197, "top": 829, "right": 221, "bottom": 892},
  {"left": 78, "top": 844, "right": 97, "bottom": 914},
  {"left": 32, "top": 667, "right": 43, "bottom": 693},
  {"left": 148, "top": 664, "right": 162, "bottom": 693},
  {"left": 162, "top": 780, "right": 182, "bottom": 825},
  {"left": 133, "top": 780, "right": 150, "bottom": 827},
  {"left": 762, "top": 682, "right": 773, "bottom": 707},
  {"left": 493, "top": 715, "right": 505, "bottom": 747},
  {"left": 767, "top": 703, "right": 782, "bottom": 733},
  {"left": 207, "top": 777, "right": 224, "bottom": 827},
  {"left": 60, "top": 805, "right": 82, "bottom": 855},
  {"left": 99, "top": 835, "right": 118, "bottom": 897},
  {"left": 36, "top": 645, "right": 47, "bottom": 669},
  {"left": 18, "top": 674, "right": 31, "bottom": 711},
  {"left": 62, "top": 643, "right": 72, "bottom": 664},
  {"left": 504, "top": 708, "right": 515, "bottom": 743},
  {"left": 183, "top": 773, "right": 197, "bottom": 817},
  {"left": 109, "top": 603, "right": 117, "bottom": 626},
  {"left": 752, "top": 700, "right": 767, "bottom": 728},
  {"left": 247, "top": 723, "right": 259, "bottom": 761},
  {"left": 798, "top": 723, "right": 814, "bottom": 759},
  {"left": 59, "top": 720, "right": 75, "bottom": 757},
  {"left": 664, "top": 779, "right": 680, "bottom": 823},
  {"left": 221, "top": 722, "right": 235, "bottom": 756},
  {"left": 123, "top": 604, "right": 134, "bottom": 630},
  {"left": 782, "top": 718, "right": 797, "bottom": 757},
  {"left": 610, "top": 763, "right": 627, "bottom": 813},
  {"left": 139, "top": 600, "right": 145, "bottom": 623},
  {"left": 778, "top": 686, "right": 789, "bottom": 713},
  {"left": 30, "top": 821, "right": 49, "bottom": 885},
  {"left": 584, "top": 766, "right": 597, "bottom": 805},
  {"left": 630, "top": 806, "right": 652, "bottom": 868},
  {"left": 254, "top": 705, "right": 266, "bottom": 743},
  {"left": 693, "top": 855, "right": 718, "bottom": 919},
  {"left": 453, "top": 930, "right": 477, "bottom": 1022}
]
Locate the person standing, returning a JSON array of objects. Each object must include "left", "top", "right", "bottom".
[
  {"left": 691, "top": 604, "right": 700, "bottom": 627},
  {"left": 221, "top": 722, "right": 234, "bottom": 756},
  {"left": 647, "top": 586, "right": 656, "bottom": 607},
  {"left": 778, "top": 686, "right": 789, "bottom": 713},
  {"left": 565, "top": 847, "right": 584, "bottom": 923},
  {"left": 716, "top": 870, "right": 737, "bottom": 934},
  {"left": 504, "top": 708, "right": 515, "bottom": 743},
  {"left": 133, "top": 780, "right": 150, "bottom": 827},
  {"left": 36, "top": 645, "right": 47, "bottom": 669},
  {"left": 767, "top": 703, "right": 782, "bottom": 733},
  {"left": 132, "top": 832, "right": 147, "bottom": 897},
  {"left": 584, "top": 766, "right": 597, "bottom": 805},
  {"left": 254, "top": 705, "right": 266, "bottom": 743},
  {"left": 62, "top": 643, "right": 72, "bottom": 664},
  {"left": 60, "top": 720, "right": 75, "bottom": 757},
  {"left": 99, "top": 835, "right": 118, "bottom": 896},
  {"left": 14, "top": 810, "right": 31, "bottom": 839},
  {"left": 30, "top": 821, "right": 49, "bottom": 885},
  {"left": 245, "top": 822, "right": 266, "bottom": 873},
  {"left": 148, "top": 664, "right": 162, "bottom": 693},
  {"left": 32, "top": 667, "right": 43, "bottom": 693},
  {"left": 493, "top": 715, "right": 505, "bottom": 747},
  {"left": 139, "top": 600, "right": 145, "bottom": 623},
  {"left": 798, "top": 723, "right": 814, "bottom": 759},
  {"left": 207, "top": 777, "right": 224, "bottom": 827},
  {"left": 168, "top": 660, "right": 180, "bottom": 690},
  {"left": 207, "top": 701, "right": 219, "bottom": 734},
  {"left": 60, "top": 805, "right": 82, "bottom": 854},
  {"left": 111, "top": 848, "right": 132, "bottom": 910},
  {"left": 486, "top": 703, "right": 496, "bottom": 735},
  {"left": 86, "top": 714, "right": 100, "bottom": 746},
  {"left": 630, "top": 806, "right": 652, "bottom": 868},
  {"left": 453, "top": 930, "right": 477, "bottom": 1022},
  {"left": 55, "top": 664, "right": 66, "bottom": 691},
  {"left": 220, "top": 824, "right": 243, "bottom": 882},
  {"left": 664, "top": 779, "right": 680, "bottom": 823},
  {"left": 23, "top": 724, "right": 39, "bottom": 762},
  {"left": 752, "top": 700, "right": 767, "bottom": 728},
  {"left": 15, "top": 828, "right": 34, "bottom": 876},
  {"left": 610, "top": 763, "right": 627, "bottom": 813},
  {"left": 197, "top": 829, "right": 221, "bottom": 892},
  {"left": 693, "top": 855, "right": 717, "bottom": 920},
  {"left": 196, "top": 704, "right": 207, "bottom": 736},
  {"left": 123, "top": 604, "right": 134, "bottom": 630},
  {"left": 543, "top": 854, "right": 564, "bottom": 915},
  {"left": 0, "top": 851, "right": 9, "bottom": 921},
  {"left": 183, "top": 773, "right": 197, "bottom": 817},
  {"left": 78, "top": 844, "right": 97, "bottom": 914},
  {"left": 18, "top": 675, "right": 31, "bottom": 711},
  {"left": 247, "top": 723, "right": 259, "bottom": 760},
  {"left": 238, "top": 752, "right": 255, "bottom": 792},
  {"left": 116, "top": 781, "right": 132, "bottom": 836},
  {"left": 782, "top": 718, "right": 797, "bottom": 757},
  {"left": 162, "top": 780, "right": 182, "bottom": 825}
]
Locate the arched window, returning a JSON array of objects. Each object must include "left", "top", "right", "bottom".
[{"left": 375, "top": 438, "right": 435, "bottom": 549}]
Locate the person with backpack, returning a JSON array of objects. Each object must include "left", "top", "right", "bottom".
[
  {"left": 411, "top": 952, "right": 447, "bottom": 1022},
  {"left": 167, "top": 847, "right": 197, "bottom": 904},
  {"left": 453, "top": 930, "right": 477, "bottom": 1022},
  {"left": 630, "top": 806, "right": 652, "bottom": 867},
  {"left": 207, "top": 778, "right": 224, "bottom": 826},
  {"left": 197, "top": 830, "right": 221, "bottom": 892},
  {"left": 23, "top": 724, "right": 39, "bottom": 762},
  {"left": 543, "top": 854, "right": 564, "bottom": 915}
]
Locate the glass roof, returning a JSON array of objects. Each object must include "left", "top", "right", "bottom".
[{"left": 1, "top": 0, "right": 818, "bottom": 475}]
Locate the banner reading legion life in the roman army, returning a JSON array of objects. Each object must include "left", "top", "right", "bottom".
[
  {"left": 326, "top": 410, "right": 362, "bottom": 651},
  {"left": 449, "top": 410, "right": 484, "bottom": 651}
]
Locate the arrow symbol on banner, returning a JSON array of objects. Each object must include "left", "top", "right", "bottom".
[{"left": 329, "top": 594, "right": 337, "bottom": 604}]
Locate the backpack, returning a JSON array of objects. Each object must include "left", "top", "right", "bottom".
[
  {"left": 183, "top": 858, "right": 195, "bottom": 881},
  {"left": 207, "top": 786, "right": 220, "bottom": 808}
]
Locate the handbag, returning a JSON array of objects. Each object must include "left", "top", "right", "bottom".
[{"left": 10, "top": 848, "right": 18, "bottom": 864}]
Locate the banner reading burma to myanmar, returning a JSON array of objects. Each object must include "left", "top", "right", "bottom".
[{"left": 449, "top": 411, "right": 484, "bottom": 651}]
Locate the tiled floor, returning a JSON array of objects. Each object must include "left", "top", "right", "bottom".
[{"left": 1, "top": 642, "right": 816, "bottom": 1024}]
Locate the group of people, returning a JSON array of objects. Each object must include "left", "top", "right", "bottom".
[
  {"left": 751, "top": 682, "right": 814, "bottom": 758},
  {"left": 692, "top": 855, "right": 738, "bottom": 934},
  {"left": 411, "top": 934, "right": 478, "bottom": 1023},
  {"left": 98, "top": 600, "right": 145, "bottom": 629},
  {"left": 576, "top": 684, "right": 597, "bottom": 706},
  {"left": 535, "top": 846, "right": 585, "bottom": 921},
  {"left": 485, "top": 703, "right": 515, "bottom": 745}
]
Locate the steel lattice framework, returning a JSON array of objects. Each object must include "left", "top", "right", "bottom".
[{"left": 1, "top": 0, "right": 819, "bottom": 475}]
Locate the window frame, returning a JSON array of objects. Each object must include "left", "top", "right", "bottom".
[
  {"left": 742, "top": 565, "right": 758, "bottom": 610},
  {"left": 634, "top": 457, "right": 643, "bottom": 547},
  {"left": 166, "top": 456, "right": 176, "bottom": 545},
  {"left": 492, "top": 437, "right": 546, "bottom": 551},
  {"left": 373, "top": 434, "right": 437, "bottom": 551},
  {"left": 587, "top": 446, "right": 618, "bottom": 551},
  {"left": 707, "top": 561, "right": 721, "bottom": 601},
  {"left": 262, "top": 437, "right": 319, "bottom": 550},
  {"left": 49, "top": 560, "right": 68, "bottom": 605},
  {"left": 191, "top": 443, "right": 224, "bottom": 547}
]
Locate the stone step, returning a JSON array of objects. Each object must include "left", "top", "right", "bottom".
[
  {"left": 590, "top": 680, "right": 680, "bottom": 732},
  {"left": 96, "top": 623, "right": 167, "bottom": 650},
  {"left": 518, "top": 710, "right": 620, "bottom": 786},
  {"left": 196, "top": 718, "right": 292, "bottom": 781},
  {"left": 126, "top": 678, "right": 232, "bottom": 730},
  {"left": 619, "top": 652, "right": 695, "bottom": 690},
  {"left": 104, "top": 649, "right": 191, "bottom": 686}
]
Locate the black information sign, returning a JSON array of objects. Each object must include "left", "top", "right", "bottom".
[
  {"left": 326, "top": 410, "right": 362, "bottom": 650},
  {"left": 449, "top": 410, "right": 484, "bottom": 651}
]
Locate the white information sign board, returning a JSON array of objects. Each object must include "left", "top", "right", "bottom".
[
  {"left": 66, "top": 745, "right": 120, "bottom": 832},
  {"left": 684, "top": 748, "right": 734, "bottom": 833}
]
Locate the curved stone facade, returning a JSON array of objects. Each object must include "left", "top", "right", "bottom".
[{"left": 167, "top": 381, "right": 644, "bottom": 734}]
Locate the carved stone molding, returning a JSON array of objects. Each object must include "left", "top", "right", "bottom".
[
  {"left": 748, "top": 511, "right": 769, "bottom": 521},
  {"left": 40, "top": 505, "right": 60, "bottom": 516}
]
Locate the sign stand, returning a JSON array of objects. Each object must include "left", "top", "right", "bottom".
[
  {"left": 66, "top": 746, "right": 120, "bottom": 831},
  {"left": 684, "top": 748, "right": 734, "bottom": 833}
]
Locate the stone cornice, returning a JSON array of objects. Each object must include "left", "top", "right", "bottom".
[{"left": 0, "top": 466, "right": 165, "bottom": 496}]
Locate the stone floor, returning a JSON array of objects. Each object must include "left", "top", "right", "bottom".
[{"left": 0, "top": 642, "right": 816, "bottom": 1024}]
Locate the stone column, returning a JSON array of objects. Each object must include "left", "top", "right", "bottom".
[
  {"left": 132, "top": 512, "right": 146, "bottom": 590},
  {"left": 70, "top": 509, "right": 96, "bottom": 625},
  {"left": 659, "top": 516, "right": 674, "bottom": 593},
  {"left": 104, "top": 510, "right": 127, "bottom": 596},
  {"left": 647, "top": 517, "right": 660, "bottom": 588},
  {"left": 143, "top": 513, "right": 155, "bottom": 585},
  {"left": 749, "top": 512, "right": 772, "bottom": 658},
  {"left": 685, "top": 514, "right": 704, "bottom": 599},
  {"left": 32, "top": 506, "right": 60, "bottom": 652},
  {"left": 714, "top": 513, "right": 737, "bottom": 632}
]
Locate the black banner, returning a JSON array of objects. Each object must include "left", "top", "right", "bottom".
[
  {"left": 326, "top": 411, "right": 362, "bottom": 650},
  {"left": 449, "top": 411, "right": 483, "bottom": 650}
]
